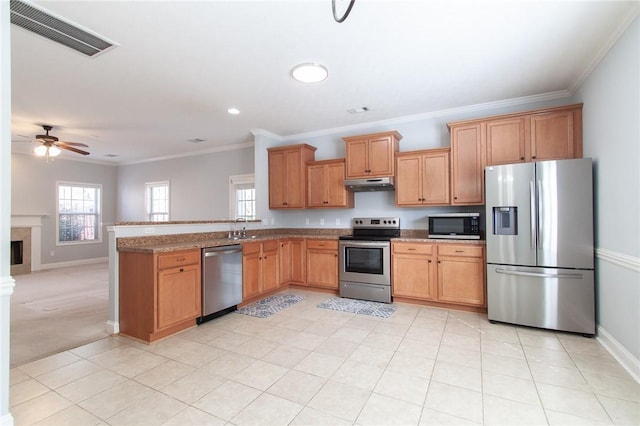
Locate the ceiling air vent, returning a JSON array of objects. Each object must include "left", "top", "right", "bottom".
[{"left": 10, "top": 0, "right": 116, "bottom": 57}]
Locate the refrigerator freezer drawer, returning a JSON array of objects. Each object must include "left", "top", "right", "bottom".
[{"left": 487, "top": 265, "right": 595, "bottom": 335}]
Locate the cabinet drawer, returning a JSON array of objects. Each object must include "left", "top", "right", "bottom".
[
  {"left": 262, "top": 240, "right": 280, "bottom": 252},
  {"left": 157, "top": 250, "right": 200, "bottom": 269},
  {"left": 438, "top": 245, "right": 484, "bottom": 258},
  {"left": 392, "top": 242, "right": 434, "bottom": 255},
  {"left": 306, "top": 239, "right": 338, "bottom": 250}
]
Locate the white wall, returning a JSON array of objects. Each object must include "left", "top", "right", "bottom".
[
  {"left": 575, "top": 17, "right": 639, "bottom": 361},
  {"left": 11, "top": 154, "right": 117, "bottom": 266},
  {"left": 117, "top": 146, "right": 254, "bottom": 221}
]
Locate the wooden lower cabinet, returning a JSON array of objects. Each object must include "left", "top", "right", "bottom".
[
  {"left": 242, "top": 240, "right": 279, "bottom": 301},
  {"left": 306, "top": 239, "right": 339, "bottom": 289},
  {"left": 119, "top": 249, "right": 201, "bottom": 343},
  {"left": 392, "top": 242, "right": 436, "bottom": 300},
  {"left": 392, "top": 242, "right": 485, "bottom": 309},
  {"left": 279, "top": 238, "right": 306, "bottom": 285}
]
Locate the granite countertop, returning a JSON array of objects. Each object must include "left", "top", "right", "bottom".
[{"left": 117, "top": 228, "right": 485, "bottom": 254}]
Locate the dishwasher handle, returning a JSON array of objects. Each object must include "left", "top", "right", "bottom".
[{"left": 203, "top": 245, "right": 242, "bottom": 257}]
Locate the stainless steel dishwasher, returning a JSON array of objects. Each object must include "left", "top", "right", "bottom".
[{"left": 199, "top": 244, "right": 243, "bottom": 324}]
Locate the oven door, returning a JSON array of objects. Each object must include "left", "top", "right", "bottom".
[{"left": 339, "top": 240, "right": 391, "bottom": 286}]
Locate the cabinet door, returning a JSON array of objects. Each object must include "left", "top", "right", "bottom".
[
  {"left": 392, "top": 251, "right": 435, "bottom": 300},
  {"left": 306, "top": 241, "right": 338, "bottom": 289},
  {"left": 395, "top": 154, "right": 423, "bottom": 206},
  {"left": 279, "top": 240, "right": 292, "bottom": 285},
  {"left": 284, "top": 150, "right": 305, "bottom": 208},
  {"left": 437, "top": 254, "right": 485, "bottom": 306},
  {"left": 307, "top": 164, "right": 326, "bottom": 207},
  {"left": 325, "top": 161, "right": 351, "bottom": 207},
  {"left": 367, "top": 136, "right": 393, "bottom": 176},
  {"left": 530, "top": 110, "right": 574, "bottom": 161},
  {"left": 290, "top": 239, "right": 306, "bottom": 284},
  {"left": 242, "top": 243, "right": 261, "bottom": 300},
  {"left": 422, "top": 151, "right": 450, "bottom": 205},
  {"left": 157, "top": 264, "right": 201, "bottom": 330},
  {"left": 261, "top": 241, "right": 280, "bottom": 292},
  {"left": 345, "top": 139, "right": 369, "bottom": 178},
  {"left": 268, "top": 150, "right": 286, "bottom": 208},
  {"left": 451, "top": 123, "right": 484, "bottom": 205},
  {"left": 485, "top": 117, "right": 527, "bottom": 165}
]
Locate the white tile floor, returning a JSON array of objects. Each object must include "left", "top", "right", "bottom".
[{"left": 9, "top": 289, "right": 640, "bottom": 425}]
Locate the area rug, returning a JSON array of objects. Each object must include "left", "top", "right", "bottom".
[
  {"left": 236, "top": 293, "right": 304, "bottom": 318},
  {"left": 317, "top": 297, "right": 397, "bottom": 318}
]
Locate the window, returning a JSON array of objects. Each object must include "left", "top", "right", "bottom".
[
  {"left": 145, "top": 181, "right": 170, "bottom": 222},
  {"left": 229, "top": 174, "right": 255, "bottom": 220},
  {"left": 57, "top": 182, "right": 102, "bottom": 244}
]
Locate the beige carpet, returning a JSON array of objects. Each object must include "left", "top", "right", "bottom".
[{"left": 10, "top": 262, "right": 109, "bottom": 367}]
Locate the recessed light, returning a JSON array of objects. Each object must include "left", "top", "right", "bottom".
[
  {"left": 227, "top": 108, "right": 240, "bottom": 115},
  {"left": 291, "top": 63, "right": 328, "bottom": 83}
]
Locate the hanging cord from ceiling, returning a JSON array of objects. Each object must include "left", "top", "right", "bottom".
[{"left": 332, "top": 0, "right": 356, "bottom": 23}]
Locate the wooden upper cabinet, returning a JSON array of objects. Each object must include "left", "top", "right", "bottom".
[
  {"left": 530, "top": 109, "right": 576, "bottom": 161},
  {"left": 450, "top": 123, "right": 485, "bottom": 205},
  {"left": 307, "top": 159, "right": 354, "bottom": 208},
  {"left": 485, "top": 117, "right": 527, "bottom": 165},
  {"left": 449, "top": 103, "right": 583, "bottom": 206},
  {"left": 268, "top": 144, "right": 316, "bottom": 209},
  {"left": 395, "top": 148, "right": 450, "bottom": 206},
  {"left": 343, "top": 131, "right": 402, "bottom": 179}
]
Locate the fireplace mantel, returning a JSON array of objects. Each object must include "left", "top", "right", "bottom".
[{"left": 11, "top": 214, "right": 47, "bottom": 272}]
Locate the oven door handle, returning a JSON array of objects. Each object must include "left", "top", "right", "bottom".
[{"left": 339, "top": 241, "right": 390, "bottom": 249}]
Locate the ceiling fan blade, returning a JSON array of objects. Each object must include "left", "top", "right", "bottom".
[
  {"left": 58, "top": 144, "right": 90, "bottom": 155},
  {"left": 58, "top": 141, "right": 89, "bottom": 148}
]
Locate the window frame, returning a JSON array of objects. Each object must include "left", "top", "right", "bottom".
[
  {"left": 145, "top": 181, "right": 170, "bottom": 222},
  {"left": 56, "top": 181, "right": 103, "bottom": 246},
  {"left": 229, "top": 174, "right": 256, "bottom": 220}
]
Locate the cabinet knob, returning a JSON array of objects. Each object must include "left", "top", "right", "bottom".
[
  {"left": 532, "top": 156, "right": 536, "bottom": 159},
  {"left": 408, "top": 248, "right": 416, "bottom": 251},
  {"left": 179, "top": 268, "right": 184, "bottom": 272},
  {"left": 520, "top": 157, "right": 525, "bottom": 160},
  {"left": 428, "top": 260, "right": 432, "bottom": 263},
  {"left": 454, "top": 197, "right": 458, "bottom": 200}
]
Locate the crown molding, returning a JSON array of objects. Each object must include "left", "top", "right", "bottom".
[{"left": 282, "top": 90, "right": 572, "bottom": 142}]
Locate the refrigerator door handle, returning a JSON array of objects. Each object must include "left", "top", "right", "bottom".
[
  {"left": 538, "top": 179, "right": 544, "bottom": 249},
  {"left": 495, "top": 268, "right": 583, "bottom": 279},
  {"left": 530, "top": 181, "right": 537, "bottom": 250}
]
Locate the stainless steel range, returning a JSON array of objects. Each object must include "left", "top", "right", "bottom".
[{"left": 338, "top": 217, "right": 400, "bottom": 303}]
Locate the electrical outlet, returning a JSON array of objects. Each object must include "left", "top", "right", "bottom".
[
  {"left": 320, "top": 218, "right": 325, "bottom": 225},
  {"left": 305, "top": 218, "right": 310, "bottom": 225},
  {"left": 271, "top": 218, "right": 275, "bottom": 225},
  {"left": 144, "top": 227, "right": 155, "bottom": 234}
]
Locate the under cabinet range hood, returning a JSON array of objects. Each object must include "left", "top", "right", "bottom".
[{"left": 344, "top": 177, "right": 395, "bottom": 192}]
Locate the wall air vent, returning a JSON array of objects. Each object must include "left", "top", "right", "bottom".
[{"left": 10, "top": 0, "right": 116, "bottom": 57}]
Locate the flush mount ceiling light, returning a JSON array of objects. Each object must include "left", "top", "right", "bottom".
[
  {"left": 227, "top": 108, "right": 240, "bottom": 115},
  {"left": 291, "top": 63, "right": 328, "bottom": 83}
]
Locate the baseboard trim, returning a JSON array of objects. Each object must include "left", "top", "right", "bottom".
[
  {"left": 36, "top": 257, "right": 108, "bottom": 271},
  {"left": 105, "top": 320, "right": 119, "bottom": 335},
  {"left": 597, "top": 325, "right": 640, "bottom": 383},
  {"left": 595, "top": 248, "right": 640, "bottom": 273}
]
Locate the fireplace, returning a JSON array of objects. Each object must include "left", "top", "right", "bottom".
[{"left": 10, "top": 227, "right": 31, "bottom": 275}]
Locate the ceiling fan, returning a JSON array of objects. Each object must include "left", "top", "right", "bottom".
[{"left": 33, "top": 125, "right": 90, "bottom": 157}]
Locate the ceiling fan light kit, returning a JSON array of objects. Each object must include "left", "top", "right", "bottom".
[{"left": 31, "top": 125, "right": 91, "bottom": 158}]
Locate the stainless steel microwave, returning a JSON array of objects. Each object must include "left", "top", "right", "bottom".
[{"left": 428, "top": 213, "right": 481, "bottom": 240}]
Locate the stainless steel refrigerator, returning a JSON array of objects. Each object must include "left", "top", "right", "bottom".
[{"left": 485, "top": 158, "right": 595, "bottom": 335}]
